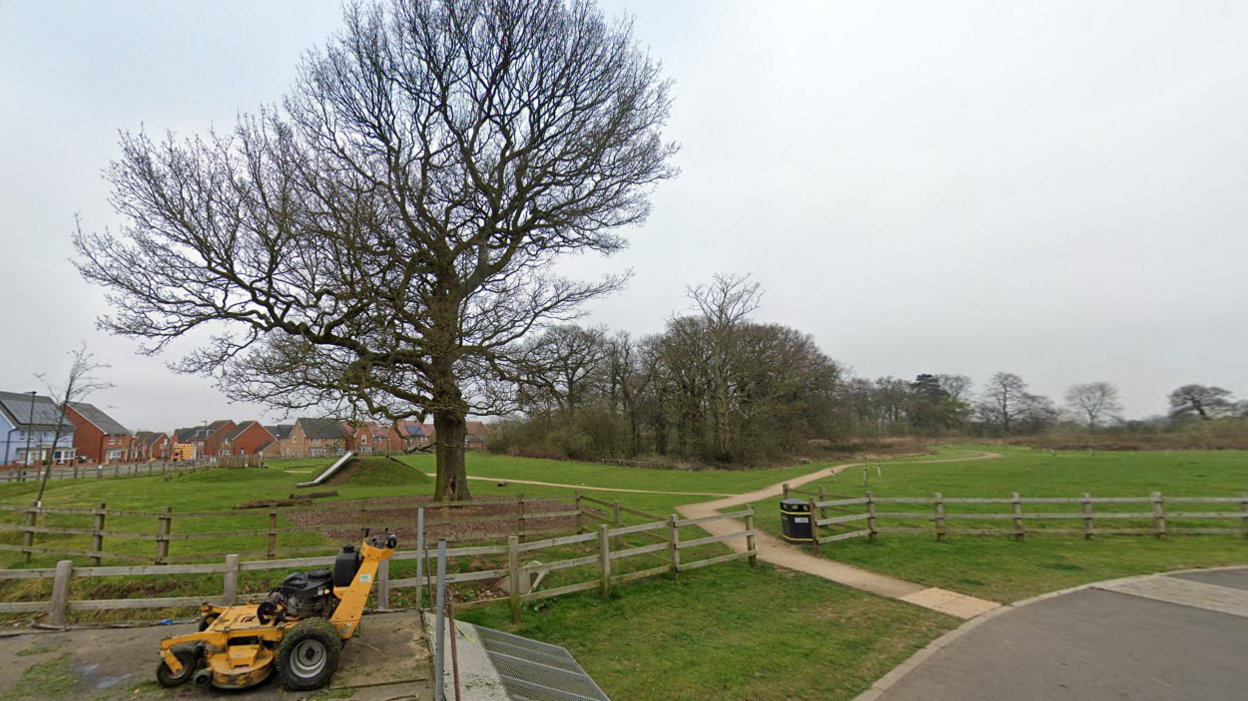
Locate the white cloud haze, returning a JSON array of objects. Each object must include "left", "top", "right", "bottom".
[{"left": 1, "top": 0, "right": 1245, "bottom": 431}]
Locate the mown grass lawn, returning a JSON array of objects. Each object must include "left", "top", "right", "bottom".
[
  {"left": 460, "top": 562, "right": 957, "bottom": 701},
  {"left": 749, "top": 446, "right": 1248, "bottom": 602}
]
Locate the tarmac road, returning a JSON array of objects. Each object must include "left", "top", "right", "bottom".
[{"left": 859, "top": 567, "right": 1248, "bottom": 701}]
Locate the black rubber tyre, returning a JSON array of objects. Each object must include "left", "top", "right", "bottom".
[
  {"left": 197, "top": 613, "right": 219, "bottom": 631},
  {"left": 156, "top": 645, "right": 198, "bottom": 688},
  {"left": 276, "top": 618, "right": 341, "bottom": 691}
]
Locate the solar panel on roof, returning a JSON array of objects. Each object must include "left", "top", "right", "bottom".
[{"left": 0, "top": 393, "right": 65, "bottom": 428}]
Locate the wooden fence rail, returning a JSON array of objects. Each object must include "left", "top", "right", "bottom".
[
  {"left": 805, "top": 492, "right": 1248, "bottom": 545},
  {"left": 0, "top": 494, "right": 596, "bottom": 565},
  {"left": 0, "top": 509, "right": 758, "bottom": 626}
]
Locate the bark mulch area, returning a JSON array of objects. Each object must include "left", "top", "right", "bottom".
[{"left": 286, "top": 495, "right": 602, "bottom": 546}]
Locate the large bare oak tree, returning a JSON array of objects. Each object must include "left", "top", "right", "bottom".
[{"left": 74, "top": 0, "right": 677, "bottom": 500}]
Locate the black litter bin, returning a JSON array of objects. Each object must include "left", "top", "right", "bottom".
[{"left": 780, "top": 499, "right": 813, "bottom": 543}]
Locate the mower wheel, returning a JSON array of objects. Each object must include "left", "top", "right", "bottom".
[
  {"left": 276, "top": 618, "right": 341, "bottom": 691},
  {"left": 156, "top": 645, "right": 199, "bottom": 688}
]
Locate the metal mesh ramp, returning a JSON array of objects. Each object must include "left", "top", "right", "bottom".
[{"left": 474, "top": 626, "right": 611, "bottom": 701}]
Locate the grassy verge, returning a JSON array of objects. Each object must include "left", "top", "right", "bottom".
[
  {"left": 459, "top": 562, "right": 957, "bottom": 701},
  {"left": 749, "top": 446, "right": 1248, "bottom": 602}
]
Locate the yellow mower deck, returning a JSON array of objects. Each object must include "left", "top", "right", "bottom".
[{"left": 157, "top": 536, "right": 395, "bottom": 691}]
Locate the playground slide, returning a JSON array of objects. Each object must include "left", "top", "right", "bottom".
[{"left": 296, "top": 451, "right": 355, "bottom": 488}]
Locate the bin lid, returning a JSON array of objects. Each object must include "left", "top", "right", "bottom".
[{"left": 780, "top": 499, "right": 810, "bottom": 509}]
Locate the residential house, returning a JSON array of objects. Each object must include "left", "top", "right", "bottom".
[
  {"left": 351, "top": 422, "right": 401, "bottom": 455},
  {"left": 131, "top": 432, "right": 171, "bottom": 461},
  {"left": 288, "top": 418, "right": 351, "bottom": 458},
  {"left": 265, "top": 425, "right": 295, "bottom": 457},
  {"left": 419, "top": 421, "right": 488, "bottom": 450},
  {"left": 64, "top": 402, "right": 133, "bottom": 464},
  {"left": 172, "top": 421, "right": 236, "bottom": 459},
  {"left": 219, "top": 421, "right": 277, "bottom": 456},
  {"left": 395, "top": 421, "right": 430, "bottom": 452},
  {"left": 0, "top": 391, "right": 76, "bottom": 465}
]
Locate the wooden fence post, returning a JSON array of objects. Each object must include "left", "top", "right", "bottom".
[
  {"left": 360, "top": 503, "right": 369, "bottom": 541},
  {"left": 155, "top": 507, "right": 172, "bottom": 564},
  {"left": 1152, "top": 492, "right": 1166, "bottom": 539},
  {"left": 22, "top": 503, "right": 37, "bottom": 564},
  {"left": 933, "top": 493, "right": 946, "bottom": 542},
  {"left": 222, "top": 554, "right": 239, "bottom": 605},
  {"left": 1240, "top": 496, "right": 1248, "bottom": 539},
  {"left": 866, "top": 492, "right": 877, "bottom": 544},
  {"left": 1011, "top": 493, "right": 1025, "bottom": 542},
  {"left": 49, "top": 560, "right": 73, "bottom": 626},
  {"left": 612, "top": 500, "right": 623, "bottom": 551},
  {"left": 817, "top": 486, "right": 827, "bottom": 521},
  {"left": 1082, "top": 493, "right": 1095, "bottom": 540},
  {"left": 91, "top": 503, "right": 106, "bottom": 566},
  {"left": 575, "top": 491, "right": 583, "bottom": 534},
  {"left": 509, "top": 535, "right": 521, "bottom": 622},
  {"left": 668, "top": 515, "right": 680, "bottom": 581},
  {"left": 808, "top": 497, "right": 821, "bottom": 553},
  {"left": 267, "top": 511, "right": 278, "bottom": 560},
  {"left": 599, "top": 525, "right": 612, "bottom": 597},
  {"left": 744, "top": 509, "right": 758, "bottom": 567},
  {"left": 782, "top": 483, "right": 790, "bottom": 501},
  {"left": 377, "top": 559, "right": 390, "bottom": 610},
  {"left": 517, "top": 495, "right": 527, "bottom": 544}
]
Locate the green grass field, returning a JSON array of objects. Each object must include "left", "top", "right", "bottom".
[
  {"left": 1, "top": 446, "right": 1245, "bottom": 701},
  {"left": 749, "top": 446, "right": 1248, "bottom": 601}
]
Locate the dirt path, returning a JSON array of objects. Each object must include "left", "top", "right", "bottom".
[
  {"left": 676, "top": 452, "right": 1005, "bottom": 619},
  {"left": 434, "top": 451, "right": 1005, "bottom": 619}
]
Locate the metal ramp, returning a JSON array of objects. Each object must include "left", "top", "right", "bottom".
[
  {"left": 474, "top": 626, "right": 611, "bottom": 701},
  {"left": 295, "top": 450, "right": 354, "bottom": 487},
  {"left": 426, "top": 616, "right": 610, "bottom": 701}
]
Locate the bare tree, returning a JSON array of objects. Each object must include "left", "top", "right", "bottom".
[
  {"left": 936, "top": 374, "right": 973, "bottom": 403},
  {"left": 1065, "top": 382, "right": 1123, "bottom": 429},
  {"left": 977, "top": 372, "right": 1029, "bottom": 434},
  {"left": 74, "top": 0, "right": 677, "bottom": 500},
  {"left": 35, "top": 344, "right": 114, "bottom": 507},
  {"left": 683, "top": 274, "right": 761, "bottom": 461},
  {"left": 1168, "top": 384, "right": 1235, "bottom": 421}
]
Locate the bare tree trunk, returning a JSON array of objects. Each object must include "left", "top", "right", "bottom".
[{"left": 433, "top": 412, "right": 469, "bottom": 502}]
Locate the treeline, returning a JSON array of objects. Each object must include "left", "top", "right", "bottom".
[{"left": 489, "top": 275, "right": 1248, "bottom": 464}]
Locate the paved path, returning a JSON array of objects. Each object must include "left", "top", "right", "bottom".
[
  {"left": 425, "top": 472, "right": 735, "bottom": 497},
  {"left": 857, "top": 567, "right": 1248, "bottom": 701},
  {"left": 676, "top": 452, "right": 1005, "bottom": 619}
]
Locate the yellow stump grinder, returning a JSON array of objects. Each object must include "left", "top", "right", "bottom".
[{"left": 155, "top": 528, "right": 397, "bottom": 691}]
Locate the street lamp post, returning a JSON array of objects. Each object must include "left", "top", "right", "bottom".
[{"left": 22, "top": 391, "right": 37, "bottom": 480}]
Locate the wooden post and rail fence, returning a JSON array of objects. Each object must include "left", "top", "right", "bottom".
[
  {"left": 780, "top": 485, "right": 1248, "bottom": 545},
  {"left": 0, "top": 457, "right": 252, "bottom": 484},
  {"left": 0, "top": 507, "right": 758, "bottom": 626}
]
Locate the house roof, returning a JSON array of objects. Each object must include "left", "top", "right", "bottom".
[
  {"left": 133, "top": 431, "right": 167, "bottom": 447},
  {"left": 173, "top": 426, "right": 210, "bottom": 442},
  {"left": 298, "top": 418, "right": 350, "bottom": 440},
  {"left": 395, "top": 421, "right": 424, "bottom": 438},
  {"left": 365, "top": 422, "right": 393, "bottom": 438},
  {"left": 0, "top": 391, "right": 65, "bottom": 430},
  {"left": 466, "top": 421, "right": 488, "bottom": 438},
  {"left": 224, "top": 421, "right": 267, "bottom": 442},
  {"left": 265, "top": 424, "right": 294, "bottom": 440},
  {"left": 68, "top": 402, "right": 132, "bottom": 436}
]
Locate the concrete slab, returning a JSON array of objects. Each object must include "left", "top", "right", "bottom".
[
  {"left": 1171, "top": 567, "right": 1248, "bottom": 592},
  {"left": 899, "top": 587, "right": 1001, "bottom": 619},
  {"left": 870, "top": 587, "right": 1248, "bottom": 701},
  {"left": 1096, "top": 575, "right": 1248, "bottom": 619},
  {"left": 0, "top": 611, "right": 433, "bottom": 700}
]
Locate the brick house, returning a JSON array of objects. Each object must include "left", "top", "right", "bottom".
[
  {"left": 352, "top": 422, "right": 401, "bottom": 455},
  {"left": 265, "top": 425, "right": 295, "bottom": 457},
  {"left": 131, "top": 431, "right": 171, "bottom": 461},
  {"left": 418, "top": 421, "right": 487, "bottom": 450},
  {"left": 172, "top": 420, "right": 236, "bottom": 459},
  {"left": 219, "top": 421, "right": 278, "bottom": 456},
  {"left": 64, "top": 402, "right": 133, "bottom": 464},
  {"left": 288, "top": 418, "right": 351, "bottom": 458},
  {"left": 395, "top": 421, "right": 430, "bottom": 452}
]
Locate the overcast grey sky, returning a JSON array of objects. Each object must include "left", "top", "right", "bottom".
[{"left": 1, "top": 0, "right": 1245, "bottom": 432}]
